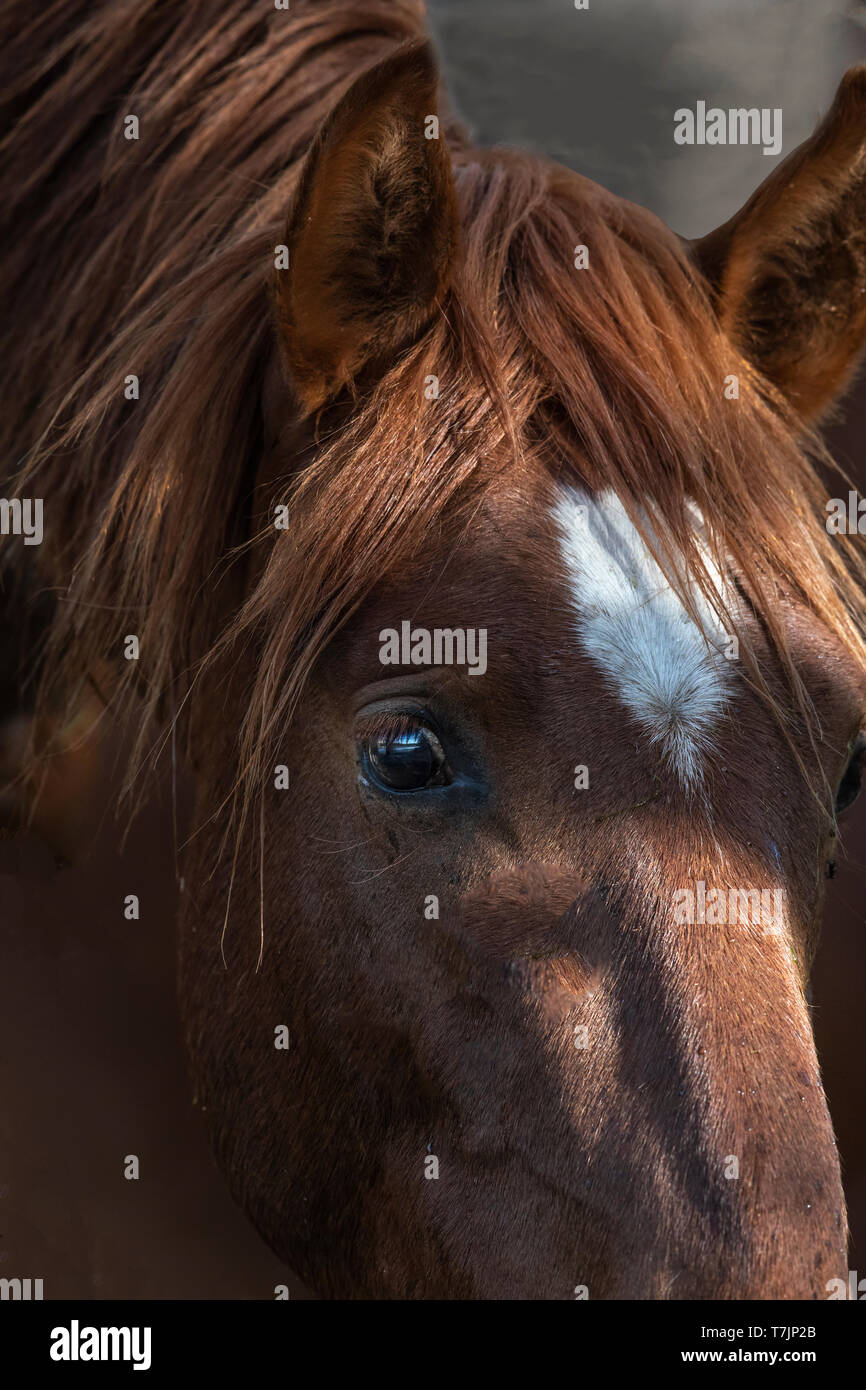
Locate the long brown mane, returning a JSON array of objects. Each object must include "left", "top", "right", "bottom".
[{"left": 3, "top": 0, "right": 865, "bottom": 836}]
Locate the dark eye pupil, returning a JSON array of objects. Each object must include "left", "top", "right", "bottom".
[
  {"left": 836, "top": 742, "right": 865, "bottom": 815},
  {"left": 367, "top": 728, "right": 445, "bottom": 791}
]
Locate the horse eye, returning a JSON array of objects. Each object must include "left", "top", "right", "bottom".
[
  {"left": 835, "top": 735, "right": 866, "bottom": 815},
  {"left": 363, "top": 724, "right": 450, "bottom": 793}
]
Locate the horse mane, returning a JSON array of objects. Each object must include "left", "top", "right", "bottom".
[
  {"left": 0, "top": 0, "right": 431, "bottom": 788},
  {"left": 4, "top": 0, "right": 866, "bottom": 838}
]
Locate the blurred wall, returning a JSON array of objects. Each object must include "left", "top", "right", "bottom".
[{"left": 428, "top": 0, "right": 866, "bottom": 234}]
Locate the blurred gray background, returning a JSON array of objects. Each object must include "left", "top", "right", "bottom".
[{"left": 428, "top": 0, "right": 866, "bottom": 236}]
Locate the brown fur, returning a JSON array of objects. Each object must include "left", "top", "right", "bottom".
[{"left": 3, "top": 0, "right": 866, "bottom": 1297}]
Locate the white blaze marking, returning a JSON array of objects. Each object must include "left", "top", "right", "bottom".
[{"left": 553, "top": 486, "right": 732, "bottom": 788}]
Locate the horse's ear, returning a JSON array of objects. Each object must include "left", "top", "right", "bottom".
[
  {"left": 691, "top": 68, "right": 866, "bottom": 421},
  {"left": 274, "top": 39, "right": 459, "bottom": 412}
]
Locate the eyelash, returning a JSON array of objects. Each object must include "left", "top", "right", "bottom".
[{"left": 355, "top": 711, "right": 430, "bottom": 745}]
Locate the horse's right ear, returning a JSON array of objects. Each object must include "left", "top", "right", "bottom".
[
  {"left": 273, "top": 39, "right": 459, "bottom": 413},
  {"left": 691, "top": 67, "right": 866, "bottom": 422}
]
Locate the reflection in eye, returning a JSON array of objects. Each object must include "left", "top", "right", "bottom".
[{"left": 360, "top": 717, "right": 451, "bottom": 793}]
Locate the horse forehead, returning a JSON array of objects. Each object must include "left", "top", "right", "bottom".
[{"left": 547, "top": 484, "right": 733, "bottom": 789}]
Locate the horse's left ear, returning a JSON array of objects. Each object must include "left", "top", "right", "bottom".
[
  {"left": 691, "top": 68, "right": 866, "bottom": 422},
  {"left": 274, "top": 39, "right": 459, "bottom": 413}
]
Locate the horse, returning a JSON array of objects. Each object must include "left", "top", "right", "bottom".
[{"left": 3, "top": 0, "right": 866, "bottom": 1299}]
